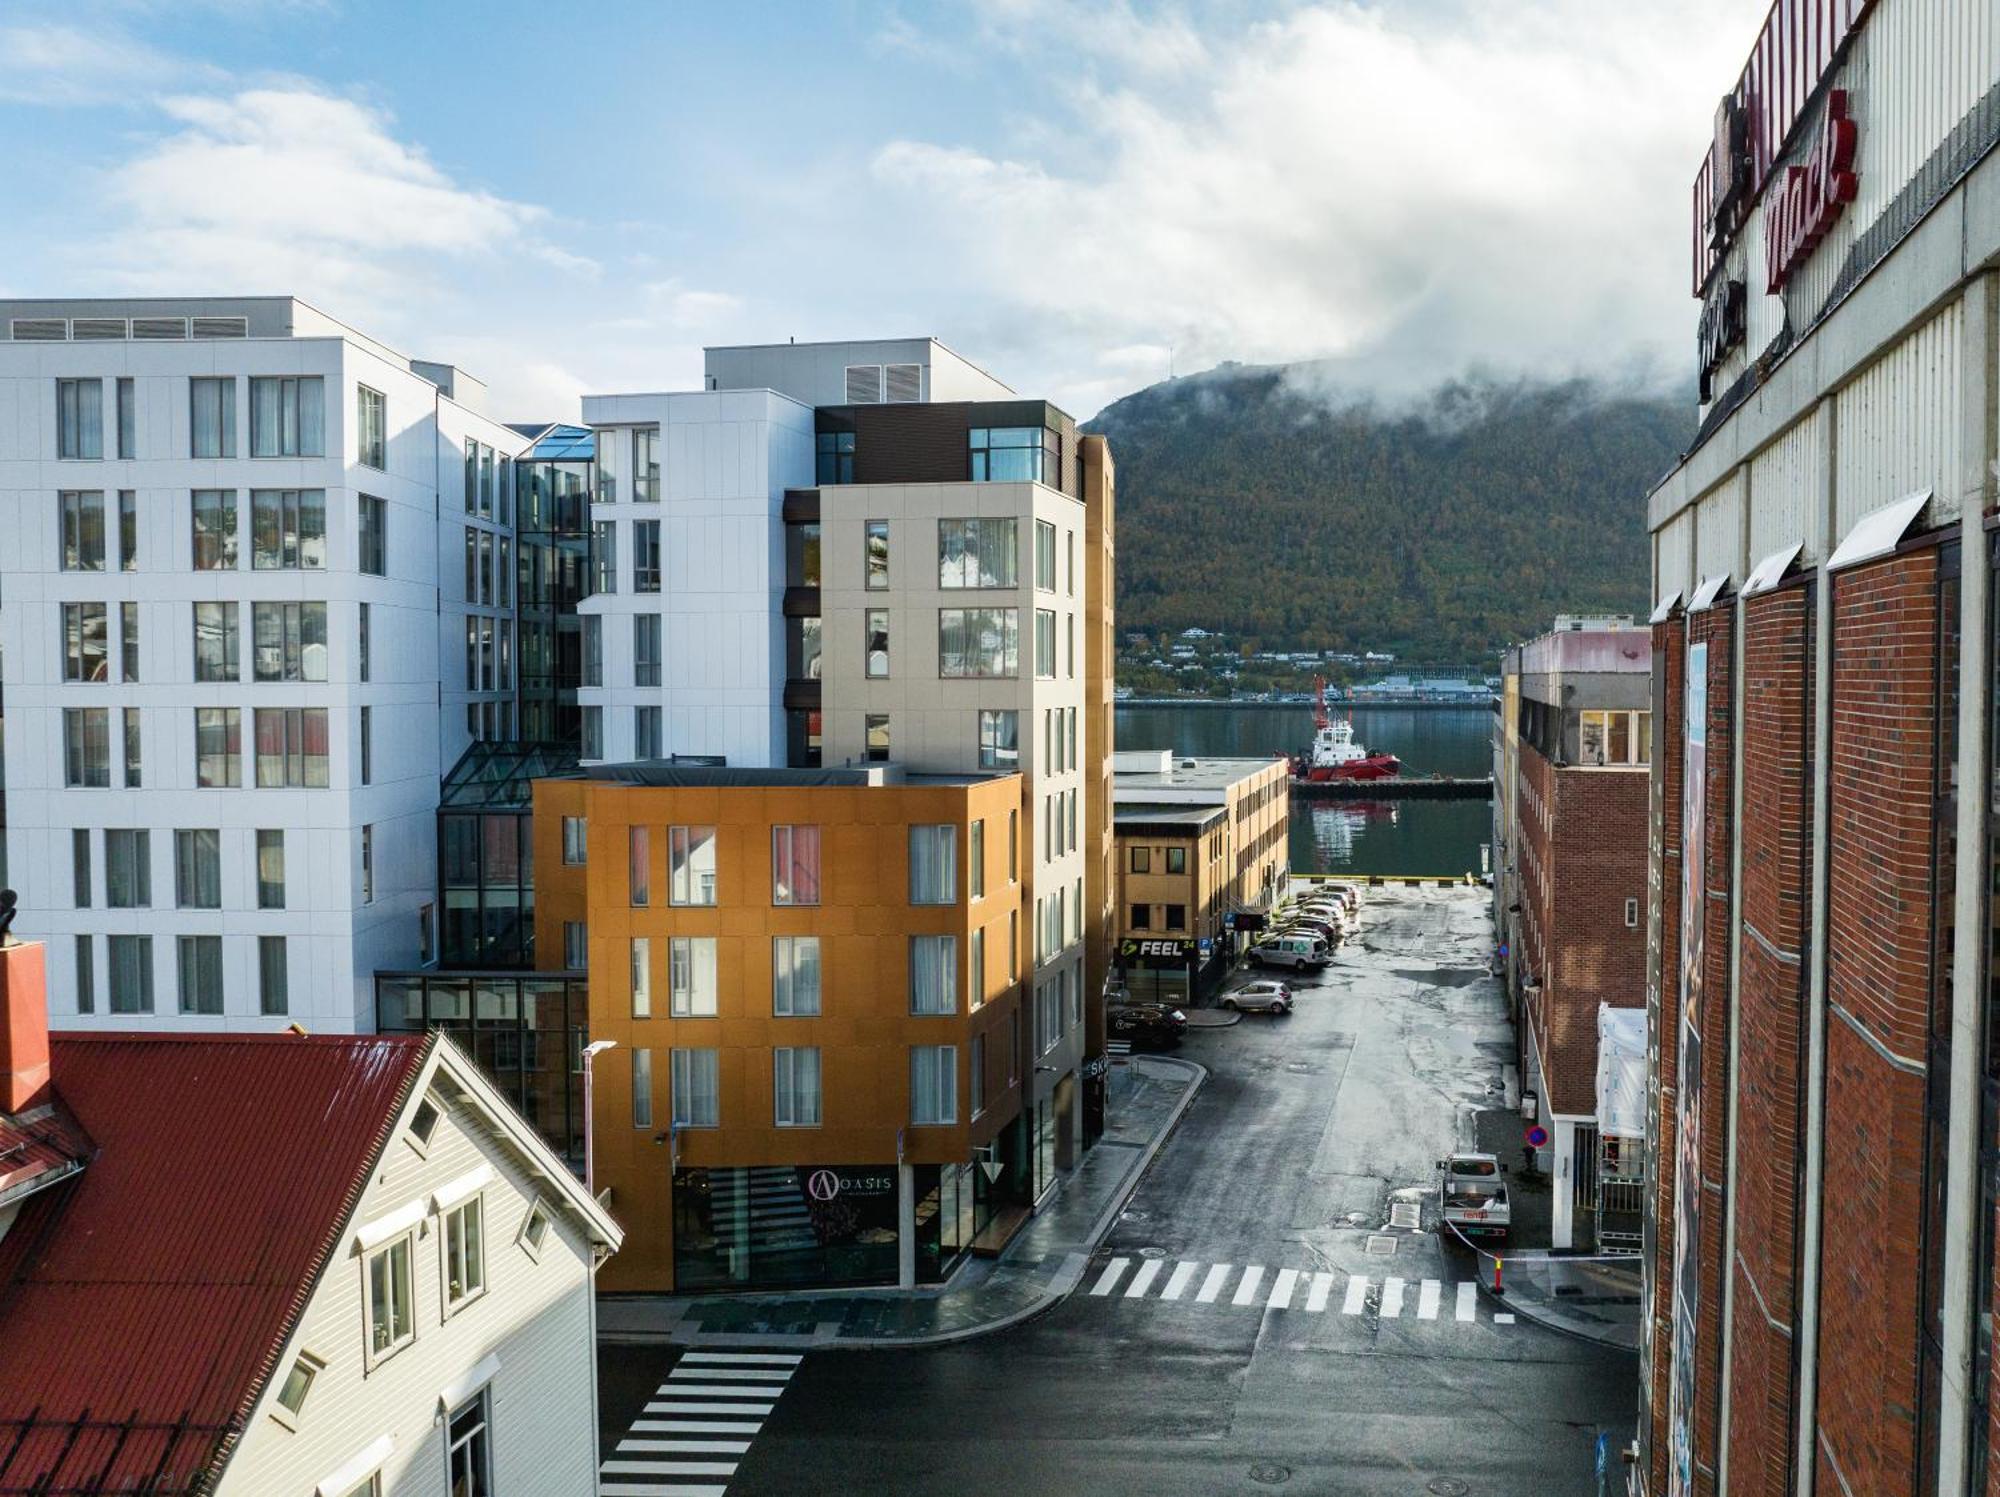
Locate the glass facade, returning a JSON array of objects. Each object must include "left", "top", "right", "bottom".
[
  {"left": 377, "top": 970, "right": 589, "bottom": 1169},
  {"left": 437, "top": 741, "right": 580, "bottom": 967},
  {"left": 514, "top": 424, "right": 596, "bottom": 747}
]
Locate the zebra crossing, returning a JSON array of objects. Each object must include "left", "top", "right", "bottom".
[
  {"left": 1085, "top": 1256, "right": 1516, "bottom": 1327},
  {"left": 600, "top": 1350, "right": 801, "bottom": 1496}
]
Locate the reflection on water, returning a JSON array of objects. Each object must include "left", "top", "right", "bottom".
[{"left": 1116, "top": 704, "right": 1493, "bottom": 878}]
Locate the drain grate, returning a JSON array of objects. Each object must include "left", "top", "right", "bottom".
[
  {"left": 1427, "top": 1480, "right": 1470, "bottom": 1497},
  {"left": 1365, "top": 1234, "right": 1399, "bottom": 1256},
  {"left": 1249, "top": 1463, "right": 1292, "bottom": 1485},
  {"left": 1389, "top": 1202, "right": 1422, "bottom": 1230},
  {"left": 1139, "top": 1246, "right": 1166, "bottom": 1259}
]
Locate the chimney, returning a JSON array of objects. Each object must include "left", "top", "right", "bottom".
[{"left": 0, "top": 941, "right": 50, "bottom": 1113}]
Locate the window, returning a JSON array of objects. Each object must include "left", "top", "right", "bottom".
[
  {"left": 971, "top": 1033, "right": 987, "bottom": 1117},
  {"left": 61, "top": 602, "right": 107, "bottom": 682},
  {"left": 772, "top": 825, "right": 821, "bottom": 905},
  {"left": 1067, "top": 614, "right": 1075, "bottom": 677},
  {"left": 670, "top": 937, "right": 718, "bottom": 1016},
  {"left": 969, "top": 425, "right": 1057, "bottom": 484},
  {"left": 365, "top": 1234, "right": 415, "bottom": 1358},
  {"left": 634, "top": 705, "right": 662, "bottom": 758},
  {"left": 593, "top": 521, "right": 618, "bottom": 594},
  {"left": 628, "top": 826, "right": 650, "bottom": 905},
  {"left": 910, "top": 824, "right": 957, "bottom": 904},
  {"left": 670, "top": 825, "right": 718, "bottom": 906},
  {"left": 248, "top": 376, "right": 324, "bottom": 457},
  {"left": 360, "top": 825, "right": 374, "bottom": 904},
  {"left": 177, "top": 934, "right": 223, "bottom": 1014},
  {"left": 634, "top": 613, "right": 662, "bottom": 687},
  {"left": 633, "top": 427, "right": 659, "bottom": 501},
  {"left": 118, "top": 491, "right": 136, "bottom": 570},
  {"left": 358, "top": 495, "right": 386, "bottom": 576},
  {"left": 193, "top": 603, "right": 237, "bottom": 682},
  {"left": 116, "top": 379, "right": 135, "bottom": 460},
  {"left": 60, "top": 490, "right": 105, "bottom": 571},
  {"left": 1009, "top": 908, "right": 1020, "bottom": 980},
  {"left": 633, "top": 520, "right": 660, "bottom": 592},
  {"left": 970, "top": 926, "right": 986, "bottom": 1008},
  {"left": 57, "top": 379, "right": 102, "bottom": 459},
  {"left": 189, "top": 378, "right": 236, "bottom": 458},
  {"left": 356, "top": 385, "right": 386, "bottom": 470},
  {"left": 252, "top": 601, "right": 328, "bottom": 682},
  {"left": 562, "top": 817, "right": 587, "bottom": 865},
  {"left": 1130, "top": 903, "right": 1151, "bottom": 929},
  {"left": 1035, "top": 609, "right": 1057, "bottom": 678},
  {"left": 443, "top": 1196, "right": 486, "bottom": 1308},
  {"left": 174, "top": 829, "right": 220, "bottom": 909},
  {"left": 1008, "top": 810, "right": 1019, "bottom": 882},
  {"left": 72, "top": 829, "right": 91, "bottom": 908},
  {"left": 865, "top": 518, "right": 889, "bottom": 587},
  {"left": 631, "top": 1047, "right": 653, "bottom": 1127},
  {"left": 774, "top": 1048, "right": 822, "bottom": 1127},
  {"left": 443, "top": 1391, "right": 493, "bottom": 1497},
  {"left": 939, "top": 608, "right": 1020, "bottom": 678},
  {"left": 196, "top": 707, "right": 242, "bottom": 787},
  {"left": 253, "top": 707, "right": 330, "bottom": 787},
  {"left": 359, "top": 706, "right": 372, "bottom": 785},
  {"left": 582, "top": 615, "right": 603, "bottom": 688},
  {"left": 1130, "top": 847, "right": 1151, "bottom": 874},
  {"left": 970, "top": 820, "right": 986, "bottom": 899},
  {"left": 818, "top": 430, "right": 856, "bottom": 485},
  {"left": 257, "top": 830, "right": 285, "bottom": 908},
  {"left": 1036, "top": 979, "right": 1062, "bottom": 1054},
  {"left": 1035, "top": 520, "right": 1057, "bottom": 591},
  {"left": 630, "top": 937, "right": 652, "bottom": 1017},
  {"left": 119, "top": 602, "right": 139, "bottom": 682},
  {"left": 938, "top": 517, "right": 1019, "bottom": 589},
  {"left": 672, "top": 1048, "right": 721, "bottom": 1127},
  {"left": 259, "top": 935, "right": 287, "bottom": 1016},
  {"left": 107, "top": 934, "right": 152, "bottom": 1014},
  {"left": 125, "top": 713, "right": 142, "bottom": 791},
  {"left": 866, "top": 608, "right": 890, "bottom": 677},
  {"left": 865, "top": 713, "right": 890, "bottom": 762},
  {"left": 192, "top": 489, "right": 236, "bottom": 569},
  {"left": 774, "top": 936, "right": 822, "bottom": 1016},
  {"left": 358, "top": 603, "right": 370, "bottom": 681},
  {"left": 582, "top": 706, "right": 603, "bottom": 760},
  {"left": 520, "top": 1201, "right": 552, "bottom": 1257},
  {"left": 64, "top": 709, "right": 109, "bottom": 787},
  {"left": 1166, "top": 904, "right": 1187, "bottom": 930},
  {"left": 979, "top": 709, "right": 1019, "bottom": 769},
  {"left": 909, "top": 934, "right": 959, "bottom": 1015},
  {"left": 564, "top": 920, "right": 588, "bottom": 971},
  {"left": 1067, "top": 530, "right": 1076, "bottom": 595},
  {"left": 250, "top": 489, "right": 327, "bottom": 570},
  {"left": 911, "top": 1045, "right": 958, "bottom": 1125},
  {"left": 1625, "top": 896, "right": 1640, "bottom": 929},
  {"left": 1067, "top": 707, "right": 1077, "bottom": 770},
  {"left": 1166, "top": 847, "right": 1186, "bottom": 874},
  {"left": 275, "top": 1352, "right": 320, "bottom": 1419},
  {"left": 1578, "top": 709, "right": 1654, "bottom": 767}
]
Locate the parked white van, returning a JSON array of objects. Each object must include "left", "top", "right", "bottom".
[{"left": 1251, "top": 933, "right": 1330, "bottom": 970}]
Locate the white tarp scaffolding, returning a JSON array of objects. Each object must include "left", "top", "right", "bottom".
[{"left": 1596, "top": 1004, "right": 1648, "bottom": 1140}]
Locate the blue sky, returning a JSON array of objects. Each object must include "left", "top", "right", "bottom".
[{"left": 0, "top": 0, "right": 1750, "bottom": 421}]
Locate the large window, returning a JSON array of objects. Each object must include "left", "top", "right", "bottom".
[
  {"left": 772, "top": 825, "right": 821, "bottom": 905},
  {"left": 107, "top": 934, "right": 152, "bottom": 1014},
  {"left": 251, "top": 489, "right": 326, "bottom": 570},
  {"left": 593, "top": 521, "right": 617, "bottom": 594},
  {"left": 1035, "top": 520, "right": 1057, "bottom": 591},
  {"left": 1035, "top": 978, "right": 1063, "bottom": 1054},
  {"left": 866, "top": 609, "right": 890, "bottom": 678},
  {"left": 910, "top": 1045, "right": 958, "bottom": 1125},
  {"left": 192, "top": 489, "right": 236, "bottom": 570},
  {"left": 583, "top": 615, "right": 603, "bottom": 688},
  {"left": 633, "top": 427, "right": 659, "bottom": 501},
  {"left": 672, "top": 1048, "right": 720, "bottom": 1126},
  {"left": 64, "top": 708, "right": 109, "bottom": 787},
  {"left": 252, "top": 601, "right": 328, "bottom": 682},
  {"left": 634, "top": 706, "right": 662, "bottom": 758},
  {"left": 938, "top": 517, "right": 1019, "bottom": 589},
  {"left": 174, "top": 829, "right": 221, "bottom": 909},
  {"left": 257, "top": 829, "right": 285, "bottom": 908},
  {"left": 774, "top": 1047, "right": 822, "bottom": 1127},
  {"left": 1579, "top": 709, "right": 1653, "bottom": 766},
  {"left": 773, "top": 936, "right": 821, "bottom": 1016},
  {"left": 562, "top": 817, "right": 587, "bottom": 866},
  {"left": 177, "top": 934, "right": 223, "bottom": 1014},
  {"left": 356, "top": 385, "right": 386, "bottom": 471},
  {"left": 670, "top": 937, "right": 718, "bottom": 1016},
  {"left": 909, "top": 935, "right": 958, "bottom": 1015},
  {"left": 631, "top": 1047, "right": 652, "bottom": 1127},
  {"left": 60, "top": 490, "right": 105, "bottom": 571},
  {"left": 969, "top": 926, "right": 986, "bottom": 1007},
  {"left": 910, "top": 824, "right": 957, "bottom": 904},
  {"left": 979, "top": 709, "right": 1019, "bottom": 769},
  {"left": 1035, "top": 609, "right": 1057, "bottom": 678},
  {"left": 634, "top": 613, "right": 662, "bottom": 687},
  {"left": 629, "top": 826, "right": 650, "bottom": 906},
  {"left": 189, "top": 378, "right": 236, "bottom": 459},
  {"left": 940, "top": 609, "right": 1020, "bottom": 679},
  {"left": 969, "top": 425, "right": 1057, "bottom": 485},
  {"left": 365, "top": 1234, "right": 415, "bottom": 1358},
  {"left": 57, "top": 378, "right": 102, "bottom": 459},
  {"left": 865, "top": 519, "right": 889, "bottom": 588},
  {"left": 630, "top": 937, "right": 652, "bottom": 1017},
  {"left": 253, "top": 707, "right": 329, "bottom": 788},
  {"left": 445, "top": 1392, "right": 491, "bottom": 1497},
  {"left": 443, "top": 1194, "right": 486, "bottom": 1311},
  {"left": 359, "top": 495, "right": 386, "bottom": 576},
  {"left": 633, "top": 520, "right": 660, "bottom": 592},
  {"left": 817, "top": 430, "right": 855, "bottom": 485},
  {"left": 248, "top": 376, "right": 325, "bottom": 457},
  {"left": 61, "top": 602, "right": 107, "bottom": 682},
  {"left": 670, "top": 825, "right": 718, "bottom": 906},
  {"left": 105, "top": 829, "right": 150, "bottom": 908},
  {"left": 196, "top": 708, "right": 242, "bottom": 787},
  {"left": 194, "top": 603, "right": 239, "bottom": 682}
]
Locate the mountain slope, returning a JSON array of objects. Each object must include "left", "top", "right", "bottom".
[{"left": 1085, "top": 363, "right": 1690, "bottom": 662}]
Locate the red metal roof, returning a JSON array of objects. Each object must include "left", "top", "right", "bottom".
[
  {"left": 0, "top": 1099, "right": 92, "bottom": 1211},
  {"left": 0, "top": 1032, "right": 430, "bottom": 1496}
]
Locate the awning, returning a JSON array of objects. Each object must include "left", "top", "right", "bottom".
[{"left": 1596, "top": 1005, "right": 1647, "bottom": 1140}]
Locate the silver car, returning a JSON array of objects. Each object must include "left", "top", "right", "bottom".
[{"left": 1222, "top": 979, "right": 1294, "bottom": 1015}]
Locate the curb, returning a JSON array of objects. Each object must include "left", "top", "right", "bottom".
[{"left": 1463, "top": 1254, "right": 1642, "bottom": 1353}]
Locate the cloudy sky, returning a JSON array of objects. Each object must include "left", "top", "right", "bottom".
[{"left": 0, "top": 0, "right": 1751, "bottom": 420}]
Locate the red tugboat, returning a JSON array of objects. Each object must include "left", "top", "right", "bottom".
[{"left": 1290, "top": 679, "right": 1402, "bottom": 782}]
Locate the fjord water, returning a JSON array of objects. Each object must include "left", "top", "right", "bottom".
[{"left": 1114, "top": 704, "right": 1494, "bottom": 878}]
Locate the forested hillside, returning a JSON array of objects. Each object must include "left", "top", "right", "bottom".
[{"left": 1085, "top": 363, "right": 1690, "bottom": 662}]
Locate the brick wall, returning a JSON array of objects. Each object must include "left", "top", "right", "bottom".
[
  {"left": 1814, "top": 546, "right": 1940, "bottom": 1495},
  {"left": 1545, "top": 763, "right": 1649, "bottom": 1113},
  {"left": 1517, "top": 741, "right": 1553, "bottom": 1093},
  {"left": 1725, "top": 582, "right": 1815, "bottom": 1496},
  {"left": 1646, "top": 615, "right": 1686, "bottom": 1497}
]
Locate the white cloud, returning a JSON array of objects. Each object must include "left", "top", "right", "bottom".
[{"left": 0, "top": 23, "right": 219, "bottom": 105}]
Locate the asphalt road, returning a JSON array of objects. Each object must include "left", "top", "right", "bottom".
[{"left": 600, "top": 885, "right": 1637, "bottom": 1496}]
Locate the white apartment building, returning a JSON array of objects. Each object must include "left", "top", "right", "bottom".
[{"left": 0, "top": 297, "right": 531, "bottom": 1032}]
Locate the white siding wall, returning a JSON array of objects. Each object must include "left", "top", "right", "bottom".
[
  {"left": 1693, "top": 470, "right": 1745, "bottom": 584},
  {"left": 1747, "top": 407, "right": 1825, "bottom": 563},
  {"left": 1655, "top": 510, "right": 1695, "bottom": 605},
  {"left": 224, "top": 1078, "right": 601, "bottom": 1497},
  {"left": 1833, "top": 297, "right": 1966, "bottom": 535}
]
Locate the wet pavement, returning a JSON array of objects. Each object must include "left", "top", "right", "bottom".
[{"left": 598, "top": 884, "right": 1639, "bottom": 1496}]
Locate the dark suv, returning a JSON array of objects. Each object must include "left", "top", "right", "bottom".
[{"left": 1107, "top": 1003, "right": 1189, "bottom": 1048}]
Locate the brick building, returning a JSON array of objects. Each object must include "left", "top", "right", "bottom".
[
  {"left": 1639, "top": 1, "right": 2000, "bottom": 1491},
  {"left": 1495, "top": 618, "right": 1650, "bottom": 1250}
]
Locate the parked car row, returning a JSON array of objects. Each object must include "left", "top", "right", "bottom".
[{"left": 1248, "top": 882, "right": 1363, "bottom": 970}]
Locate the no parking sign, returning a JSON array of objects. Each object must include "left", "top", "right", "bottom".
[{"left": 1525, "top": 1124, "right": 1550, "bottom": 1149}]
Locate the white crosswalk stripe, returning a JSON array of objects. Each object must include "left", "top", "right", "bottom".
[
  {"left": 1124, "top": 1259, "right": 1165, "bottom": 1298},
  {"left": 1231, "top": 1265, "right": 1265, "bottom": 1306},
  {"left": 601, "top": 1485, "right": 728, "bottom": 1497},
  {"left": 1195, "top": 1263, "right": 1232, "bottom": 1303},
  {"left": 1091, "top": 1256, "right": 1131, "bottom": 1295},
  {"left": 1267, "top": 1268, "right": 1299, "bottom": 1310},
  {"left": 1381, "top": 1277, "right": 1406, "bottom": 1317},
  {"left": 1161, "top": 1261, "right": 1198, "bottom": 1301},
  {"left": 1342, "top": 1274, "right": 1369, "bottom": 1314},
  {"left": 1456, "top": 1281, "right": 1477, "bottom": 1322},
  {"left": 607, "top": 1352, "right": 803, "bottom": 1494},
  {"left": 1078, "top": 1259, "right": 1512, "bottom": 1333},
  {"left": 1307, "top": 1271, "right": 1335, "bottom": 1312},
  {"left": 1417, "top": 1280, "right": 1442, "bottom": 1320}
]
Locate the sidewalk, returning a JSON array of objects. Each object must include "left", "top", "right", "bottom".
[{"left": 597, "top": 1054, "right": 1206, "bottom": 1350}]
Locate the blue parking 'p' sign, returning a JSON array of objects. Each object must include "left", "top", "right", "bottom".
[{"left": 1525, "top": 1125, "right": 1551, "bottom": 1149}]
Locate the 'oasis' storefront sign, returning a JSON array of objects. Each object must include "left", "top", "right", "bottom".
[{"left": 1764, "top": 90, "right": 1859, "bottom": 294}]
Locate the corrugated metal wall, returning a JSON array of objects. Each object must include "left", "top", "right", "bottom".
[
  {"left": 1748, "top": 407, "right": 1825, "bottom": 561},
  {"left": 1696, "top": 472, "right": 1746, "bottom": 583},
  {"left": 1657, "top": 510, "right": 1695, "bottom": 603},
  {"left": 1832, "top": 297, "right": 1965, "bottom": 537}
]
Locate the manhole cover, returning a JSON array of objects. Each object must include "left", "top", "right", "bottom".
[
  {"left": 1365, "top": 1234, "right": 1399, "bottom": 1256},
  {"left": 1139, "top": 1246, "right": 1166, "bottom": 1259},
  {"left": 1427, "top": 1480, "right": 1469, "bottom": 1497},
  {"left": 1249, "top": 1464, "right": 1291, "bottom": 1485},
  {"left": 1389, "top": 1202, "right": 1422, "bottom": 1229}
]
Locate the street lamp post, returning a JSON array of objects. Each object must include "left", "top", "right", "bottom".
[{"left": 581, "top": 1039, "right": 618, "bottom": 1198}]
